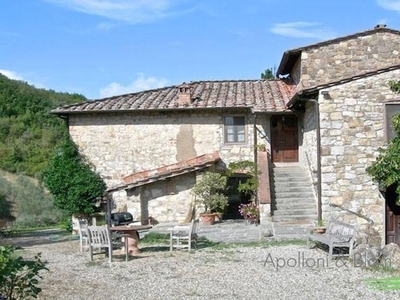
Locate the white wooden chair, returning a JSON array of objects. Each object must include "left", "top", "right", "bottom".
[
  {"left": 87, "top": 225, "right": 129, "bottom": 262},
  {"left": 78, "top": 219, "right": 89, "bottom": 252},
  {"left": 169, "top": 219, "right": 199, "bottom": 251}
]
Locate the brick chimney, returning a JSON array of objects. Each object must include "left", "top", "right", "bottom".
[{"left": 177, "top": 82, "right": 191, "bottom": 106}]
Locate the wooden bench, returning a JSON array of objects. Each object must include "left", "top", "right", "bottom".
[{"left": 307, "top": 218, "right": 357, "bottom": 260}]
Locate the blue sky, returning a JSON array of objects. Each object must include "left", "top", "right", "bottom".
[{"left": 1, "top": 0, "right": 400, "bottom": 100}]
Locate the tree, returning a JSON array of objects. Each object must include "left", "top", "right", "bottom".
[
  {"left": 0, "top": 73, "right": 86, "bottom": 176},
  {"left": 261, "top": 68, "right": 275, "bottom": 80},
  {"left": 192, "top": 172, "right": 228, "bottom": 214},
  {"left": 41, "top": 135, "right": 106, "bottom": 217},
  {"left": 367, "top": 115, "right": 400, "bottom": 204}
]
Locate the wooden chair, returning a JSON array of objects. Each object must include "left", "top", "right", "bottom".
[
  {"left": 78, "top": 219, "right": 89, "bottom": 252},
  {"left": 307, "top": 218, "right": 358, "bottom": 260},
  {"left": 169, "top": 219, "right": 199, "bottom": 251},
  {"left": 87, "top": 225, "right": 129, "bottom": 262}
]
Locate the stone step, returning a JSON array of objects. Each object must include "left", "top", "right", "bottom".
[
  {"left": 273, "top": 208, "right": 317, "bottom": 216},
  {"left": 271, "top": 164, "right": 316, "bottom": 225},
  {"left": 272, "top": 214, "right": 318, "bottom": 223},
  {"left": 272, "top": 180, "right": 312, "bottom": 187},
  {"left": 272, "top": 172, "right": 310, "bottom": 178},
  {"left": 273, "top": 191, "right": 315, "bottom": 198},
  {"left": 272, "top": 196, "right": 315, "bottom": 202},
  {"left": 273, "top": 186, "right": 314, "bottom": 193},
  {"left": 274, "top": 202, "right": 316, "bottom": 210}
]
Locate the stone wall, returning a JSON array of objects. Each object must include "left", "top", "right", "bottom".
[
  {"left": 298, "top": 31, "right": 400, "bottom": 90},
  {"left": 69, "top": 110, "right": 255, "bottom": 188},
  {"left": 121, "top": 173, "right": 196, "bottom": 223},
  {"left": 318, "top": 69, "right": 400, "bottom": 232},
  {"left": 301, "top": 101, "right": 318, "bottom": 190},
  {"left": 68, "top": 110, "right": 257, "bottom": 222}
]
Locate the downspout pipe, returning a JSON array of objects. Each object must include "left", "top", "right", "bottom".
[
  {"left": 300, "top": 98, "right": 322, "bottom": 222},
  {"left": 253, "top": 113, "right": 258, "bottom": 205}
]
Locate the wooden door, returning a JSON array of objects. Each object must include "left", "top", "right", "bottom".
[
  {"left": 271, "top": 115, "right": 299, "bottom": 163},
  {"left": 386, "top": 207, "right": 400, "bottom": 244},
  {"left": 385, "top": 184, "right": 400, "bottom": 245}
]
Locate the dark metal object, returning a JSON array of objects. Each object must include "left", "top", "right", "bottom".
[{"left": 109, "top": 212, "right": 134, "bottom": 226}]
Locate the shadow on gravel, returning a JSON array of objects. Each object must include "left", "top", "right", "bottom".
[
  {"left": 139, "top": 238, "right": 224, "bottom": 253},
  {"left": 0, "top": 229, "right": 78, "bottom": 248}
]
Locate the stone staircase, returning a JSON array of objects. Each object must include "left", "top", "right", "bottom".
[{"left": 271, "top": 163, "right": 317, "bottom": 225}]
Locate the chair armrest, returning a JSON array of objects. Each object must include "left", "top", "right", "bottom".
[{"left": 168, "top": 225, "right": 190, "bottom": 231}]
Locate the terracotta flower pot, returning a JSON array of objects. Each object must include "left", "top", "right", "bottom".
[{"left": 200, "top": 213, "right": 216, "bottom": 225}]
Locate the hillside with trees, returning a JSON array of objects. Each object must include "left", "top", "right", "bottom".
[
  {"left": 0, "top": 73, "right": 85, "bottom": 176},
  {"left": 0, "top": 74, "right": 87, "bottom": 228}
]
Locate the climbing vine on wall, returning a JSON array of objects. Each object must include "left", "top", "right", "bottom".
[
  {"left": 389, "top": 80, "right": 400, "bottom": 93},
  {"left": 367, "top": 115, "right": 400, "bottom": 205}
]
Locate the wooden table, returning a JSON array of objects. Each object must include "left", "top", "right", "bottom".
[{"left": 110, "top": 225, "right": 152, "bottom": 255}]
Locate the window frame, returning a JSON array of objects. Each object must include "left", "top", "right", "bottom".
[
  {"left": 223, "top": 115, "right": 246, "bottom": 144},
  {"left": 384, "top": 103, "right": 400, "bottom": 142}
]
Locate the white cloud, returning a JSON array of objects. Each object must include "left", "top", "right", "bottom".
[
  {"left": 377, "top": 0, "right": 400, "bottom": 11},
  {"left": 99, "top": 74, "right": 169, "bottom": 98},
  {"left": 0, "top": 69, "right": 24, "bottom": 80},
  {"left": 270, "top": 22, "right": 336, "bottom": 40},
  {"left": 0, "top": 69, "right": 47, "bottom": 89},
  {"left": 44, "top": 0, "right": 184, "bottom": 23}
]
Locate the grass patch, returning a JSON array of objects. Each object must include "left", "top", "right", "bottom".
[
  {"left": 365, "top": 276, "right": 400, "bottom": 290},
  {"left": 140, "top": 232, "right": 170, "bottom": 244}
]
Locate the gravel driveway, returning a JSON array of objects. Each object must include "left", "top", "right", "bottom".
[{"left": 3, "top": 230, "right": 400, "bottom": 300}]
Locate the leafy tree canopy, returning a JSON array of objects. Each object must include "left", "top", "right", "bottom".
[
  {"left": 367, "top": 115, "right": 400, "bottom": 204},
  {"left": 41, "top": 135, "right": 106, "bottom": 216},
  {"left": 0, "top": 73, "right": 85, "bottom": 176},
  {"left": 261, "top": 68, "right": 275, "bottom": 80}
]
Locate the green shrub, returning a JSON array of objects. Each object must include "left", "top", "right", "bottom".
[
  {"left": 367, "top": 115, "right": 400, "bottom": 204},
  {"left": 41, "top": 135, "right": 106, "bottom": 217},
  {"left": 0, "top": 245, "right": 48, "bottom": 300}
]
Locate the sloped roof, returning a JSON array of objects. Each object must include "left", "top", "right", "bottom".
[
  {"left": 107, "top": 152, "right": 220, "bottom": 192},
  {"left": 52, "top": 79, "right": 296, "bottom": 114},
  {"left": 288, "top": 63, "right": 400, "bottom": 107},
  {"left": 277, "top": 26, "right": 400, "bottom": 76}
]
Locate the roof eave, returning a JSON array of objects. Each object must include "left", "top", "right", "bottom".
[
  {"left": 276, "top": 49, "right": 302, "bottom": 76},
  {"left": 51, "top": 106, "right": 262, "bottom": 115}
]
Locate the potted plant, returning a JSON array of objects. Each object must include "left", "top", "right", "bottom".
[
  {"left": 239, "top": 202, "right": 259, "bottom": 225},
  {"left": 193, "top": 172, "right": 228, "bottom": 225},
  {"left": 315, "top": 218, "right": 326, "bottom": 234}
]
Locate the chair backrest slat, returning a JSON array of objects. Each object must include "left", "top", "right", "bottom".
[{"left": 87, "top": 225, "right": 111, "bottom": 247}]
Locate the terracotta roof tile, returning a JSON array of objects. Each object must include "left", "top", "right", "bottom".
[
  {"left": 52, "top": 80, "right": 295, "bottom": 114},
  {"left": 106, "top": 152, "right": 221, "bottom": 192}
]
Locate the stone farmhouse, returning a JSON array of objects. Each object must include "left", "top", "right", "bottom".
[{"left": 53, "top": 25, "right": 400, "bottom": 245}]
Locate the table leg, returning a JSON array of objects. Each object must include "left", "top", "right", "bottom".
[{"left": 120, "top": 231, "right": 140, "bottom": 255}]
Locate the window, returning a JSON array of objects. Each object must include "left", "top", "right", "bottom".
[
  {"left": 224, "top": 116, "right": 245, "bottom": 143},
  {"left": 385, "top": 103, "right": 400, "bottom": 142}
]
